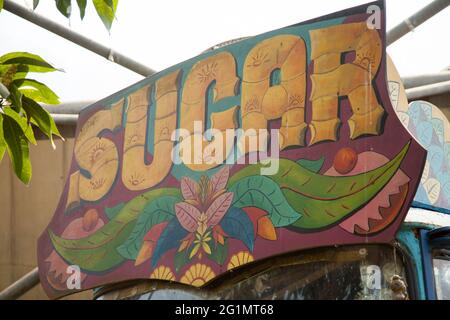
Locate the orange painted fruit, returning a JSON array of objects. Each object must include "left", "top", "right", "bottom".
[{"left": 333, "top": 147, "right": 358, "bottom": 174}]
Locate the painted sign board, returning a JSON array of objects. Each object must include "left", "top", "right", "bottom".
[{"left": 38, "top": 0, "right": 427, "bottom": 299}]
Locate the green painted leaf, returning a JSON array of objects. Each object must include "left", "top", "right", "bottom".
[
  {"left": 229, "top": 142, "right": 410, "bottom": 230},
  {"left": 3, "top": 116, "right": 31, "bottom": 184},
  {"left": 49, "top": 188, "right": 179, "bottom": 272},
  {"left": 228, "top": 176, "right": 301, "bottom": 227},
  {"left": 77, "top": 0, "right": 87, "bottom": 19},
  {"left": 55, "top": 0, "right": 72, "bottom": 18},
  {"left": 208, "top": 239, "right": 228, "bottom": 266},
  {"left": 8, "top": 84, "right": 22, "bottom": 111},
  {"left": 14, "top": 79, "right": 60, "bottom": 105},
  {"left": 22, "top": 97, "right": 63, "bottom": 148},
  {"left": 117, "top": 195, "right": 180, "bottom": 260},
  {"left": 297, "top": 156, "right": 325, "bottom": 173},
  {"left": 288, "top": 143, "right": 410, "bottom": 229},
  {"left": 33, "top": 0, "right": 40, "bottom": 9},
  {"left": 105, "top": 202, "right": 125, "bottom": 220},
  {"left": 0, "top": 0, "right": 3, "bottom": 11},
  {"left": 0, "top": 52, "right": 58, "bottom": 73},
  {"left": 93, "top": 0, "right": 118, "bottom": 31},
  {"left": 2, "top": 107, "right": 37, "bottom": 145}
]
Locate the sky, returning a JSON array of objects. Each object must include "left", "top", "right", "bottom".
[{"left": 0, "top": 0, "right": 449, "bottom": 102}]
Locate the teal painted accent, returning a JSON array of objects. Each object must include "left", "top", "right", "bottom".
[
  {"left": 396, "top": 226, "right": 426, "bottom": 300},
  {"left": 270, "top": 68, "right": 282, "bottom": 86}
]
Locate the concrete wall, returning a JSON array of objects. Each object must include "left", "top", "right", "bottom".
[{"left": 0, "top": 135, "right": 91, "bottom": 300}]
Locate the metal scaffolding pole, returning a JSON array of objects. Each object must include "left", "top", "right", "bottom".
[
  {"left": 387, "top": 0, "right": 450, "bottom": 46},
  {"left": 402, "top": 71, "right": 450, "bottom": 89},
  {"left": 3, "top": 0, "right": 156, "bottom": 77},
  {"left": 0, "top": 267, "right": 40, "bottom": 300},
  {"left": 406, "top": 80, "right": 450, "bottom": 100}
]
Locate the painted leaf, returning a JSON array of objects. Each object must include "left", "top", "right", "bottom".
[
  {"left": 297, "top": 156, "right": 325, "bottom": 173},
  {"left": 117, "top": 196, "right": 179, "bottom": 260},
  {"left": 2, "top": 107, "right": 37, "bottom": 145},
  {"left": 257, "top": 216, "right": 277, "bottom": 241},
  {"left": 104, "top": 202, "right": 125, "bottom": 220},
  {"left": 208, "top": 238, "right": 229, "bottom": 266},
  {"left": 220, "top": 207, "right": 254, "bottom": 252},
  {"left": 210, "top": 166, "right": 230, "bottom": 193},
  {"left": 49, "top": 188, "right": 180, "bottom": 272},
  {"left": 205, "top": 192, "right": 233, "bottom": 227},
  {"left": 328, "top": 151, "right": 411, "bottom": 234},
  {"left": 180, "top": 176, "right": 198, "bottom": 200},
  {"left": 229, "top": 176, "right": 301, "bottom": 227},
  {"left": 152, "top": 219, "right": 188, "bottom": 267},
  {"left": 175, "top": 202, "right": 201, "bottom": 233},
  {"left": 229, "top": 142, "right": 411, "bottom": 230},
  {"left": 135, "top": 241, "right": 154, "bottom": 267}
]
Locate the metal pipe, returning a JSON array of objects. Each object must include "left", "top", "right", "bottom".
[
  {"left": 0, "top": 267, "right": 40, "bottom": 300},
  {"left": 51, "top": 113, "right": 79, "bottom": 125},
  {"left": 406, "top": 80, "right": 450, "bottom": 100},
  {"left": 44, "top": 101, "right": 94, "bottom": 115},
  {"left": 387, "top": 0, "right": 450, "bottom": 46},
  {"left": 402, "top": 71, "right": 450, "bottom": 89},
  {"left": 3, "top": 0, "right": 156, "bottom": 77}
]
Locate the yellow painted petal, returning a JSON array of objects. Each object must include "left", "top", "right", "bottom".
[
  {"left": 190, "top": 243, "right": 200, "bottom": 259},
  {"left": 202, "top": 242, "right": 212, "bottom": 255}
]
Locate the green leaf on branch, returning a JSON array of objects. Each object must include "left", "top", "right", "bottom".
[
  {"left": 0, "top": 115, "right": 6, "bottom": 162},
  {"left": 55, "top": 0, "right": 72, "bottom": 18},
  {"left": 77, "top": 0, "right": 87, "bottom": 19},
  {"left": 33, "top": 0, "right": 40, "bottom": 10},
  {"left": 3, "top": 115, "right": 32, "bottom": 184},
  {"left": 8, "top": 84, "right": 23, "bottom": 111},
  {"left": 22, "top": 96, "right": 63, "bottom": 148},
  {"left": 3, "top": 107, "right": 37, "bottom": 145},
  {"left": 0, "top": 52, "right": 58, "bottom": 73},
  {"left": 14, "top": 79, "right": 60, "bottom": 105},
  {"left": 93, "top": 0, "right": 118, "bottom": 31}
]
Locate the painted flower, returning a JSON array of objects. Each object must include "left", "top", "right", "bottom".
[
  {"left": 227, "top": 251, "right": 254, "bottom": 271},
  {"left": 150, "top": 266, "right": 175, "bottom": 281},
  {"left": 175, "top": 166, "right": 233, "bottom": 258},
  {"left": 180, "top": 263, "right": 216, "bottom": 287}
]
